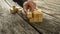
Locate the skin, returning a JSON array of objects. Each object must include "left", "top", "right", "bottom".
[{"left": 23, "top": 0, "right": 36, "bottom": 13}]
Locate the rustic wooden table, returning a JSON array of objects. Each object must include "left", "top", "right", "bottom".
[{"left": 0, "top": 0, "right": 60, "bottom": 34}]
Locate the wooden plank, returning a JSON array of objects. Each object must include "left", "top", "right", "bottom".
[
  {"left": 31, "top": 0, "right": 60, "bottom": 34},
  {"left": 35, "top": 0, "right": 60, "bottom": 19},
  {"left": 0, "top": 0, "right": 39, "bottom": 34},
  {"left": 31, "top": 13, "right": 60, "bottom": 34},
  {"left": 6, "top": 0, "right": 60, "bottom": 34}
]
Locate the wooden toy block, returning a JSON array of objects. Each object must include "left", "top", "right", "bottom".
[
  {"left": 29, "top": 18, "right": 34, "bottom": 22},
  {"left": 26, "top": 11, "right": 33, "bottom": 19},
  {"left": 17, "top": 8, "right": 23, "bottom": 14},
  {"left": 10, "top": 6, "right": 22, "bottom": 14},
  {"left": 10, "top": 6, "right": 18, "bottom": 14},
  {"left": 27, "top": 9, "right": 43, "bottom": 23},
  {"left": 33, "top": 9, "right": 43, "bottom": 22},
  {"left": 33, "top": 17, "right": 39, "bottom": 22}
]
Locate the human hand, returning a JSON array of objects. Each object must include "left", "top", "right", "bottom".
[{"left": 23, "top": 0, "right": 36, "bottom": 13}]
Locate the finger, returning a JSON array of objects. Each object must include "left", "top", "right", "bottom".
[
  {"left": 23, "top": 2, "right": 28, "bottom": 12},
  {"left": 29, "top": 2, "right": 36, "bottom": 11}
]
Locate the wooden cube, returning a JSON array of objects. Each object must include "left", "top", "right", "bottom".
[
  {"left": 27, "top": 9, "right": 43, "bottom": 23},
  {"left": 29, "top": 18, "right": 34, "bottom": 22},
  {"left": 33, "top": 9, "right": 43, "bottom": 22},
  {"left": 33, "top": 17, "right": 39, "bottom": 22},
  {"left": 10, "top": 6, "right": 23, "bottom": 14},
  {"left": 10, "top": 6, "right": 19, "bottom": 14},
  {"left": 17, "top": 8, "right": 23, "bottom": 14},
  {"left": 26, "top": 11, "right": 33, "bottom": 19}
]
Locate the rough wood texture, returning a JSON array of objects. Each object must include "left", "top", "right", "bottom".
[
  {"left": 0, "top": 0, "right": 60, "bottom": 34},
  {"left": 0, "top": 0, "right": 39, "bottom": 34},
  {"left": 31, "top": 0, "right": 60, "bottom": 34}
]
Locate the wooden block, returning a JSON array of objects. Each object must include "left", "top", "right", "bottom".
[
  {"left": 17, "top": 8, "right": 23, "bottom": 14},
  {"left": 33, "top": 17, "right": 39, "bottom": 22},
  {"left": 38, "top": 9, "right": 43, "bottom": 22},
  {"left": 10, "top": 8, "right": 17, "bottom": 14},
  {"left": 39, "top": 16, "right": 43, "bottom": 22},
  {"left": 27, "top": 11, "right": 32, "bottom": 19},
  {"left": 29, "top": 18, "right": 34, "bottom": 22},
  {"left": 30, "top": 9, "right": 43, "bottom": 22},
  {"left": 10, "top": 6, "right": 19, "bottom": 14}
]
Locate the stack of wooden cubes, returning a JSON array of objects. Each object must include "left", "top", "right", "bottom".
[
  {"left": 27, "top": 9, "right": 43, "bottom": 23},
  {"left": 10, "top": 6, "right": 22, "bottom": 14}
]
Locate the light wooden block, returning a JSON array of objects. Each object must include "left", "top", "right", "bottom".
[
  {"left": 10, "top": 8, "right": 17, "bottom": 14},
  {"left": 29, "top": 18, "right": 34, "bottom": 22},
  {"left": 33, "top": 18, "right": 39, "bottom": 22},
  {"left": 26, "top": 11, "right": 32, "bottom": 19},
  {"left": 27, "top": 9, "right": 43, "bottom": 23},
  {"left": 10, "top": 6, "right": 22, "bottom": 14},
  {"left": 33, "top": 9, "right": 43, "bottom": 22},
  {"left": 10, "top": 6, "right": 18, "bottom": 14},
  {"left": 17, "top": 8, "right": 23, "bottom": 14}
]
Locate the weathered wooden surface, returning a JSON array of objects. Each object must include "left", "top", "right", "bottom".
[
  {"left": 0, "top": 0, "right": 60, "bottom": 34},
  {"left": 0, "top": 0, "right": 39, "bottom": 34},
  {"left": 32, "top": 0, "right": 60, "bottom": 34}
]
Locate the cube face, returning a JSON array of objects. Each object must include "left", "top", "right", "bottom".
[
  {"left": 34, "top": 14, "right": 40, "bottom": 18},
  {"left": 10, "top": 6, "right": 22, "bottom": 14},
  {"left": 39, "top": 17, "right": 43, "bottom": 22},
  {"left": 34, "top": 18, "right": 39, "bottom": 22},
  {"left": 27, "top": 9, "right": 43, "bottom": 23},
  {"left": 17, "top": 9, "right": 23, "bottom": 14},
  {"left": 27, "top": 11, "right": 32, "bottom": 19},
  {"left": 10, "top": 7, "right": 18, "bottom": 14},
  {"left": 10, "top": 9, "right": 16, "bottom": 14},
  {"left": 29, "top": 18, "right": 34, "bottom": 22}
]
